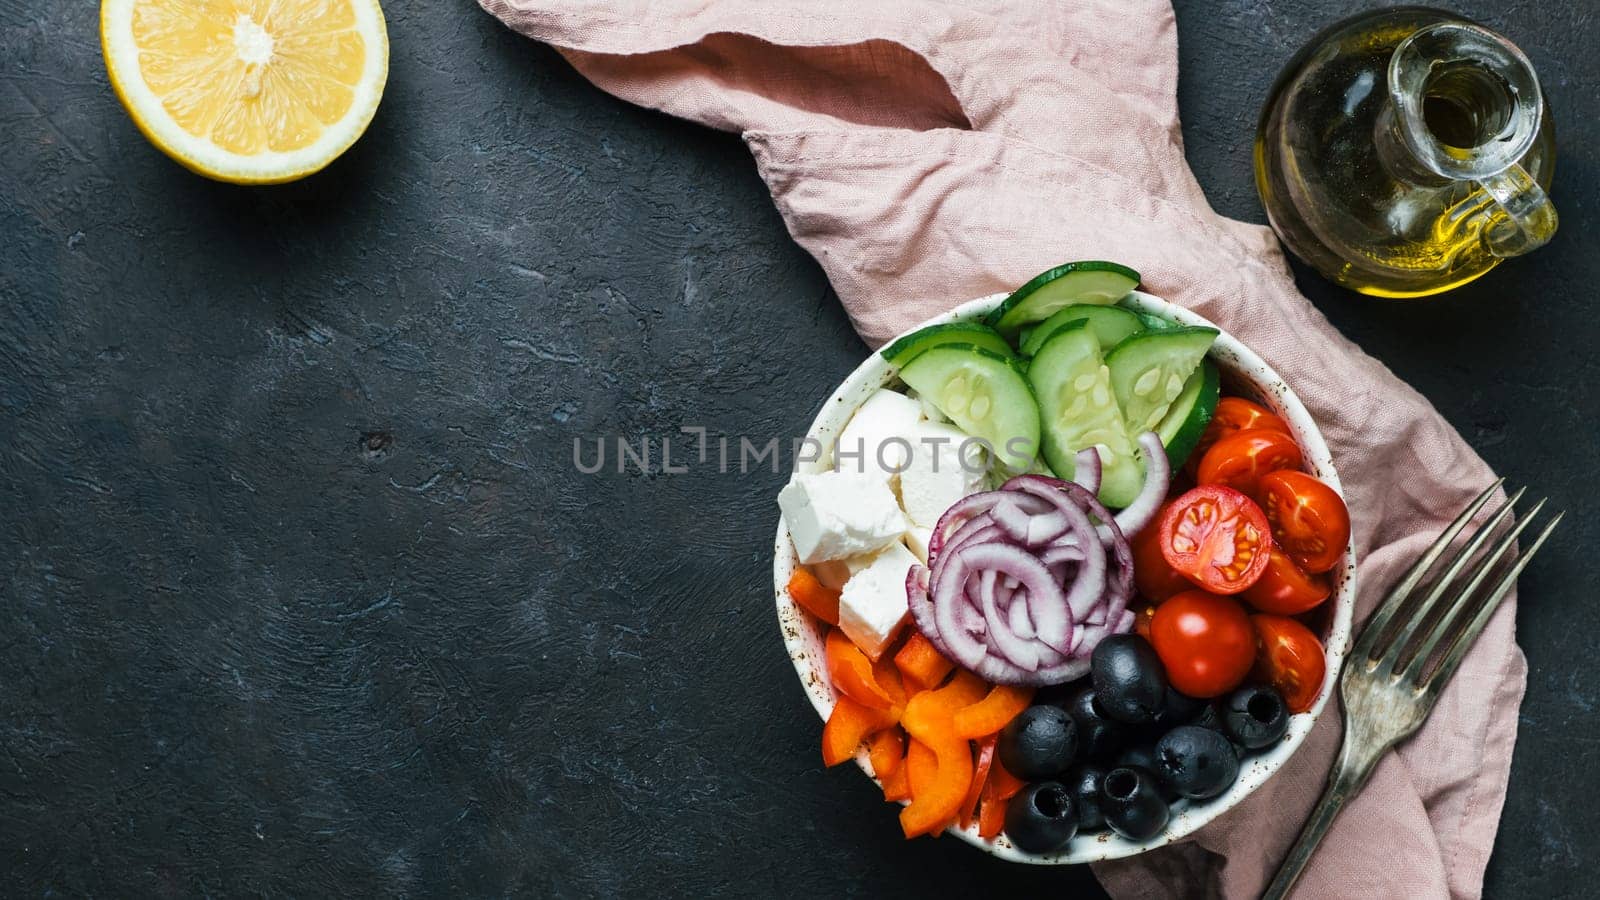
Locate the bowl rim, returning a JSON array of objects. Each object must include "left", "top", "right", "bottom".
[{"left": 772, "top": 291, "right": 1357, "bottom": 864}]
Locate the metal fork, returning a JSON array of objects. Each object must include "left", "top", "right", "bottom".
[{"left": 1263, "top": 480, "right": 1562, "bottom": 900}]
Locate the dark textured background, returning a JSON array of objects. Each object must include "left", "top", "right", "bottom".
[{"left": 1, "top": 1, "right": 1595, "bottom": 896}]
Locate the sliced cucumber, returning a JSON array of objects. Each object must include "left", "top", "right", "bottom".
[
  {"left": 1025, "top": 324, "right": 1143, "bottom": 507},
  {"left": 1157, "top": 360, "right": 1219, "bottom": 468},
  {"left": 1020, "top": 304, "right": 1144, "bottom": 356},
  {"left": 1134, "top": 311, "right": 1178, "bottom": 332},
  {"left": 1105, "top": 327, "right": 1219, "bottom": 435},
  {"left": 881, "top": 321, "right": 1013, "bottom": 369},
  {"left": 987, "top": 261, "right": 1141, "bottom": 336},
  {"left": 897, "top": 344, "right": 1041, "bottom": 473}
]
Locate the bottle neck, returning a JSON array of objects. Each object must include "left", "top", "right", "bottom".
[
  {"left": 1380, "top": 21, "right": 1544, "bottom": 186},
  {"left": 1373, "top": 98, "right": 1452, "bottom": 188}
]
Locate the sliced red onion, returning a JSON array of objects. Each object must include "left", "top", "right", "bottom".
[
  {"left": 990, "top": 498, "right": 1034, "bottom": 544},
  {"left": 1038, "top": 544, "right": 1086, "bottom": 565},
  {"left": 1112, "top": 431, "right": 1171, "bottom": 538},
  {"left": 1008, "top": 594, "right": 1035, "bottom": 640},
  {"left": 979, "top": 570, "right": 1041, "bottom": 670},
  {"left": 929, "top": 547, "right": 993, "bottom": 669},
  {"left": 1073, "top": 447, "right": 1102, "bottom": 495},
  {"left": 905, "top": 467, "right": 1138, "bottom": 687}
]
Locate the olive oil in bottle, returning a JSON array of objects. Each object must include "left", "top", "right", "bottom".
[{"left": 1255, "top": 8, "right": 1556, "bottom": 298}]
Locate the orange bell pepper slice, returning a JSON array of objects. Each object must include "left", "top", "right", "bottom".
[
  {"left": 894, "top": 631, "right": 955, "bottom": 692},
  {"left": 958, "top": 734, "right": 996, "bottom": 830},
  {"left": 953, "top": 684, "right": 1034, "bottom": 739},
  {"left": 977, "top": 756, "right": 1026, "bottom": 840},
  {"left": 787, "top": 567, "right": 840, "bottom": 625},
  {"left": 868, "top": 727, "right": 906, "bottom": 781},
  {"left": 881, "top": 755, "right": 912, "bottom": 802},
  {"left": 905, "top": 737, "right": 937, "bottom": 800},
  {"left": 873, "top": 651, "right": 908, "bottom": 708},
  {"left": 821, "top": 695, "right": 896, "bottom": 767},
  {"left": 897, "top": 671, "right": 987, "bottom": 837},
  {"left": 826, "top": 629, "right": 894, "bottom": 709}
]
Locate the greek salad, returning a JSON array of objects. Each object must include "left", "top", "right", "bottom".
[{"left": 778, "top": 261, "right": 1351, "bottom": 853}]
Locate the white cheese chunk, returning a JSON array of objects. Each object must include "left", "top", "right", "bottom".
[
  {"left": 812, "top": 552, "right": 879, "bottom": 590},
  {"left": 838, "top": 541, "right": 920, "bottom": 660},
  {"left": 899, "top": 421, "right": 988, "bottom": 528},
  {"left": 835, "top": 388, "right": 924, "bottom": 481},
  {"left": 778, "top": 469, "right": 906, "bottom": 564},
  {"left": 904, "top": 526, "right": 933, "bottom": 564}
]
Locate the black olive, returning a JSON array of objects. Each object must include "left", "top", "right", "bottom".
[
  {"left": 1139, "top": 686, "right": 1210, "bottom": 737},
  {"left": 1065, "top": 688, "right": 1128, "bottom": 762},
  {"left": 1004, "top": 781, "right": 1079, "bottom": 854},
  {"left": 1091, "top": 634, "right": 1168, "bottom": 725},
  {"left": 1222, "top": 684, "right": 1290, "bottom": 750},
  {"left": 1189, "top": 701, "right": 1227, "bottom": 734},
  {"left": 1097, "top": 767, "right": 1170, "bottom": 841},
  {"left": 999, "top": 705, "right": 1079, "bottom": 780},
  {"left": 1154, "top": 725, "right": 1241, "bottom": 800},
  {"left": 1065, "top": 764, "right": 1108, "bottom": 831},
  {"left": 1115, "top": 744, "right": 1180, "bottom": 800}
]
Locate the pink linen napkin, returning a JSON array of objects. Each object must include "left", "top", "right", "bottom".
[{"left": 479, "top": 1, "right": 1526, "bottom": 896}]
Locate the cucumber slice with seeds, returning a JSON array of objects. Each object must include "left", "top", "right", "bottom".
[
  {"left": 1157, "top": 360, "right": 1219, "bottom": 468},
  {"left": 881, "top": 321, "right": 1013, "bottom": 369},
  {"left": 1021, "top": 304, "right": 1144, "bottom": 356},
  {"left": 987, "top": 261, "right": 1141, "bottom": 336},
  {"left": 897, "top": 344, "right": 1041, "bottom": 473},
  {"left": 1025, "top": 323, "right": 1143, "bottom": 507},
  {"left": 1105, "top": 327, "right": 1219, "bottom": 435}
]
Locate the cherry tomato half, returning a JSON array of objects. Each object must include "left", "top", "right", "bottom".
[
  {"left": 1251, "top": 614, "right": 1327, "bottom": 714},
  {"left": 1193, "top": 397, "right": 1290, "bottom": 462},
  {"left": 1149, "top": 590, "right": 1256, "bottom": 698},
  {"left": 1132, "top": 503, "right": 1194, "bottom": 602},
  {"left": 1197, "top": 428, "right": 1303, "bottom": 499},
  {"left": 1258, "top": 470, "right": 1351, "bottom": 574},
  {"left": 1158, "top": 485, "right": 1272, "bottom": 594},
  {"left": 1241, "top": 547, "right": 1331, "bottom": 615}
]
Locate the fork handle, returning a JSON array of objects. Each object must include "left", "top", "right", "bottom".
[{"left": 1262, "top": 741, "right": 1384, "bottom": 900}]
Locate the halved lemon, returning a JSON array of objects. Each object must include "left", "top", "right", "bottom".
[{"left": 101, "top": 0, "right": 388, "bottom": 184}]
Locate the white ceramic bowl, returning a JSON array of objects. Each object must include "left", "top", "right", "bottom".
[{"left": 773, "top": 292, "right": 1356, "bottom": 864}]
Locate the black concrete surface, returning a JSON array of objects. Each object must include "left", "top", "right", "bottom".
[{"left": 1, "top": 1, "right": 1594, "bottom": 896}]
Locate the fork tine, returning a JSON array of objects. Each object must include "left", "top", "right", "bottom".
[
  {"left": 1421, "top": 511, "right": 1562, "bottom": 697},
  {"left": 1351, "top": 479, "right": 1504, "bottom": 662},
  {"left": 1371, "top": 487, "right": 1526, "bottom": 678},
  {"left": 1398, "top": 497, "right": 1544, "bottom": 684}
]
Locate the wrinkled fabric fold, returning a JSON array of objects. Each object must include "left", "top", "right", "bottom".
[{"left": 479, "top": 1, "right": 1525, "bottom": 896}]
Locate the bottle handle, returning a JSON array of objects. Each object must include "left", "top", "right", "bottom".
[{"left": 1477, "top": 163, "right": 1558, "bottom": 258}]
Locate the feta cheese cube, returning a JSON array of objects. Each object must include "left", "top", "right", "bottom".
[
  {"left": 812, "top": 552, "right": 878, "bottom": 590},
  {"left": 899, "top": 422, "right": 988, "bottom": 528},
  {"left": 835, "top": 388, "right": 924, "bottom": 481},
  {"left": 838, "top": 541, "right": 920, "bottom": 660},
  {"left": 778, "top": 469, "right": 906, "bottom": 564},
  {"left": 904, "top": 526, "right": 933, "bottom": 564}
]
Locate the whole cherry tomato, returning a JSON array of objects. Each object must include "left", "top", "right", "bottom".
[
  {"left": 1258, "top": 470, "right": 1352, "bottom": 574},
  {"left": 1149, "top": 590, "right": 1256, "bottom": 698},
  {"left": 1251, "top": 614, "right": 1327, "bottom": 714},
  {"left": 1240, "top": 547, "right": 1331, "bottom": 615},
  {"left": 1158, "top": 485, "right": 1272, "bottom": 595},
  {"left": 1132, "top": 503, "right": 1194, "bottom": 602},
  {"left": 1193, "top": 397, "right": 1291, "bottom": 462},
  {"left": 1197, "top": 428, "right": 1303, "bottom": 498}
]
